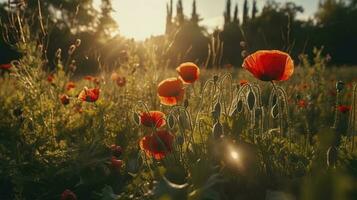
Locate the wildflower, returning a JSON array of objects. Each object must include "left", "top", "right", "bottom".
[
  {"left": 47, "top": 75, "right": 54, "bottom": 83},
  {"left": 297, "top": 100, "right": 307, "bottom": 108},
  {"left": 60, "top": 94, "right": 70, "bottom": 105},
  {"left": 111, "top": 72, "right": 126, "bottom": 87},
  {"left": 110, "top": 145, "right": 123, "bottom": 157},
  {"left": 176, "top": 62, "right": 200, "bottom": 84},
  {"left": 139, "top": 130, "right": 174, "bottom": 160},
  {"left": 0, "top": 63, "right": 12, "bottom": 70},
  {"left": 140, "top": 111, "right": 166, "bottom": 128},
  {"left": 157, "top": 77, "right": 184, "bottom": 106},
  {"left": 239, "top": 79, "right": 248, "bottom": 86},
  {"left": 337, "top": 105, "right": 351, "bottom": 114},
  {"left": 116, "top": 76, "right": 126, "bottom": 87},
  {"left": 78, "top": 87, "right": 100, "bottom": 102},
  {"left": 61, "top": 189, "right": 77, "bottom": 200},
  {"left": 242, "top": 50, "right": 294, "bottom": 81},
  {"left": 111, "top": 156, "right": 123, "bottom": 168},
  {"left": 84, "top": 75, "right": 100, "bottom": 85},
  {"left": 66, "top": 82, "right": 76, "bottom": 91}
]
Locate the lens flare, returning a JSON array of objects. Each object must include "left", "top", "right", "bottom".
[{"left": 230, "top": 150, "right": 239, "bottom": 160}]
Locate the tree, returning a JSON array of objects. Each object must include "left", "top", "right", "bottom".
[
  {"left": 252, "top": 0, "right": 258, "bottom": 19},
  {"left": 224, "top": 0, "right": 232, "bottom": 25},
  {"left": 243, "top": 0, "right": 249, "bottom": 25},
  {"left": 191, "top": 0, "right": 199, "bottom": 25}
]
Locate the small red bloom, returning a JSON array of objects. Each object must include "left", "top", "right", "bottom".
[
  {"left": 66, "top": 82, "right": 76, "bottom": 91},
  {"left": 242, "top": 50, "right": 294, "bottom": 81},
  {"left": 297, "top": 100, "right": 307, "bottom": 108},
  {"left": 337, "top": 105, "right": 351, "bottom": 114},
  {"left": 157, "top": 77, "right": 185, "bottom": 106},
  {"left": 84, "top": 75, "right": 94, "bottom": 81},
  {"left": 111, "top": 156, "right": 123, "bottom": 168},
  {"left": 78, "top": 87, "right": 100, "bottom": 102},
  {"left": 176, "top": 62, "right": 200, "bottom": 84},
  {"left": 140, "top": 111, "right": 166, "bottom": 128},
  {"left": 47, "top": 75, "right": 54, "bottom": 83},
  {"left": 84, "top": 75, "right": 100, "bottom": 85},
  {"left": 139, "top": 130, "right": 174, "bottom": 160},
  {"left": 239, "top": 79, "right": 249, "bottom": 86},
  {"left": 110, "top": 144, "right": 123, "bottom": 157},
  {"left": 60, "top": 94, "right": 70, "bottom": 105},
  {"left": 0, "top": 63, "right": 12, "bottom": 70},
  {"left": 61, "top": 189, "right": 77, "bottom": 200},
  {"left": 116, "top": 76, "right": 126, "bottom": 87},
  {"left": 111, "top": 72, "right": 126, "bottom": 87}
]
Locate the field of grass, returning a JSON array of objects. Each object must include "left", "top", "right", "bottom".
[{"left": 1, "top": 36, "right": 357, "bottom": 200}]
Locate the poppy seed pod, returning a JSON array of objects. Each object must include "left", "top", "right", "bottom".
[{"left": 336, "top": 81, "right": 344, "bottom": 92}]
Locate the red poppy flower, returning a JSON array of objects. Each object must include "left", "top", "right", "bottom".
[
  {"left": 66, "top": 82, "right": 76, "bottom": 91},
  {"left": 84, "top": 75, "right": 94, "bottom": 81},
  {"left": 60, "top": 94, "right": 70, "bottom": 105},
  {"left": 176, "top": 62, "right": 200, "bottom": 84},
  {"left": 0, "top": 63, "right": 12, "bottom": 70},
  {"left": 61, "top": 189, "right": 77, "bottom": 200},
  {"left": 239, "top": 79, "right": 249, "bottom": 86},
  {"left": 140, "top": 111, "right": 166, "bottom": 128},
  {"left": 111, "top": 72, "right": 126, "bottom": 87},
  {"left": 297, "top": 100, "right": 307, "bottom": 108},
  {"left": 157, "top": 77, "right": 185, "bottom": 106},
  {"left": 116, "top": 76, "right": 126, "bottom": 87},
  {"left": 84, "top": 75, "right": 100, "bottom": 85},
  {"left": 78, "top": 87, "right": 100, "bottom": 102},
  {"left": 139, "top": 130, "right": 174, "bottom": 160},
  {"left": 242, "top": 50, "right": 294, "bottom": 81},
  {"left": 47, "top": 75, "right": 54, "bottom": 83},
  {"left": 111, "top": 156, "right": 123, "bottom": 168},
  {"left": 337, "top": 105, "right": 351, "bottom": 113}
]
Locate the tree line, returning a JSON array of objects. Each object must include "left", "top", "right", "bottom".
[{"left": 1, "top": 0, "right": 357, "bottom": 73}]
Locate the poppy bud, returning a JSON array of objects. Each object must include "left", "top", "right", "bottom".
[
  {"left": 240, "top": 41, "right": 247, "bottom": 48},
  {"left": 55, "top": 48, "right": 62, "bottom": 59},
  {"left": 167, "top": 114, "right": 175, "bottom": 129},
  {"left": 213, "top": 102, "right": 221, "bottom": 116},
  {"left": 68, "top": 45, "right": 76, "bottom": 55},
  {"left": 184, "top": 99, "right": 189, "bottom": 108},
  {"left": 327, "top": 146, "right": 338, "bottom": 169},
  {"left": 212, "top": 121, "right": 223, "bottom": 139},
  {"left": 213, "top": 75, "right": 219, "bottom": 84},
  {"left": 75, "top": 39, "right": 81, "bottom": 47},
  {"left": 133, "top": 112, "right": 141, "bottom": 125},
  {"left": 271, "top": 104, "right": 279, "bottom": 119},
  {"left": 336, "top": 81, "right": 344, "bottom": 92},
  {"left": 241, "top": 50, "right": 248, "bottom": 58},
  {"left": 247, "top": 91, "right": 256, "bottom": 111}
]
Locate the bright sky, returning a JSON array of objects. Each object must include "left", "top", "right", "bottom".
[{"left": 108, "top": 0, "right": 319, "bottom": 41}]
